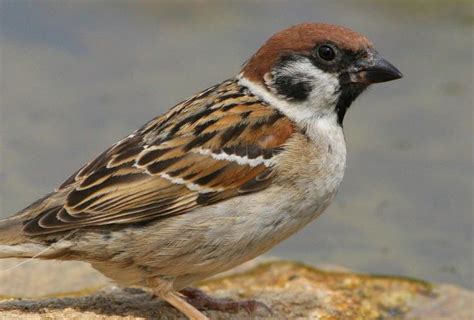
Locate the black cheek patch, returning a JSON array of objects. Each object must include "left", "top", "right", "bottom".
[{"left": 273, "top": 75, "right": 313, "bottom": 101}]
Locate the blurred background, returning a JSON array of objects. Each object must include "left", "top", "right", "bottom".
[{"left": 0, "top": 1, "right": 472, "bottom": 289}]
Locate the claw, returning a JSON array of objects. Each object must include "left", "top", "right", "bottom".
[{"left": 180, "top": 287, "right": 272, "bottom": 315}]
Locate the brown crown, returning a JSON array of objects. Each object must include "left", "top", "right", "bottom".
[{"left": 241, "top": 23, "right": 373, "bottom": 83}]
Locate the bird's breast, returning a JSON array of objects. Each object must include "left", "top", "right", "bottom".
[{"left": 273, "top": 115, "right": 347, "bottom": 216}]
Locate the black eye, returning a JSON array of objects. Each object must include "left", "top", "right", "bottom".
[{"left": 317, "top": 45, "right": 336, "bottom": 61}]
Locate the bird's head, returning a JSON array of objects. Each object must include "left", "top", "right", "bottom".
[{"left": 241, "top": 23, "right": 402, "bottom": 125}]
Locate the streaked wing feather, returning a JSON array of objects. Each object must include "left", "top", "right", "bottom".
[{"left": 22, "top": 79, "right": 295, "bottom": 236}]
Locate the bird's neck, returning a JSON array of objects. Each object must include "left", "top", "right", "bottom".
[{"left": 237, "top": 74, "right": 342, "bottom": 140}]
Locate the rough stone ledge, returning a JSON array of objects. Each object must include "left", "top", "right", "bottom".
[{"left": 0, "top": 260, "right": 472, "bottom": 319}]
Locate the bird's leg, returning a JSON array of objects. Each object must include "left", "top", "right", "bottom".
[
  {"left": 180, "top": 287, "right": 271, "bottom": 314},
  {"left": 160, "top": 291, "right": 209, "bottom": 320},
  {"left": 148, "top": 278, "right": 209, "bottom": 320}
]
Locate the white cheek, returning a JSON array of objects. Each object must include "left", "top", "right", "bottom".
[
  {"left": 306, "top": 67, "right": 340, "bottom": 109},
  {"left": 278, "top": 58, "right": 340, "bottom": 112}
]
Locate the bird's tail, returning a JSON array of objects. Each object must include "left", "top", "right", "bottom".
[
  {"left": 0, "top": 215, "right": 45, "bottom": 259},
  {"left": 0, "top": 215, "right": 25, "bottom": 245},
  {"left": 0, "top": 215, "right": 76, "bottom": 262}
]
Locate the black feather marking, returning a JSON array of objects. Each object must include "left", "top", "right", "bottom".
[
  {"left": 169, "top": 104, "right": 216, "bottom": 136},
  {"left": 195, "top": 190, "right": 235, "bottom": 205},
  {"left": 74, "top": 194, "right": 106, "bottom": 211},
  {"left": 112, "top": 146, "right": 143, "bottom": 164},
  {"left": 194, "top": 167, "right": 226, "bottom": 186},
  {"left": 194, "top": 118, "right": 219, "bottom": 135},
  {"left": 239, "top": 171, "right": 273, "bottom": 193},
  {"left": 58, "top": 208, "right": 87, "bottom": 222},
  {"left": 267, "top": 112, "right": 284, "bottom": 125},
  {"left": 23, "top": 219, "right": 45, "bottom": 235},
  {"left": 215, "top": 92, "right": 245, "bottom": 102},
  {"left": 75, "top": 148, "right": 111, "bottom": 179},
  {"left": 250, "top": 112, "right": 283, "bottom": 130},
  {"left": 221, "top": 145, "right": 239, "bottom": 156},
  {"left": 167, "top": 165, "right": 192, "bottom": 177},
  {"left": 67, "top": 174, "right": 144, "bottom": 207},
  {"left": 246, "top": 145, "right": 262, "bottom": 159},
  {"left": 116, "top": 134, "right": 142, "bottom": 148},
  {"left": 137, "top": 148, "right": 173, "bottom": 166},
  {"left": 220, "top": 145, "right": 279, "bottom": 160},
  {"left": 183, "top": 172, "right": 198, "bottom": 180},
  {"left": 273, "top": 74, "right": 313, "bottom": 101},
  {"left": 80, "top": 166, "right": 116, "bottom": 188},
  {"left": 220, "top": 123, "right": 247, "bottom": 146},
  {"left": 221, "top": 103, "right": 240, "bottom": 111},
  {"left": 147, "top": 156, "right": 185, "bottom": 174},
  {"left": 23, "top": 206, "right": 63, "bottom": 234},
  {"left": 255, "top": 170, "right": 273, "bottom": 181},
  {"left": 263, "top": 148, "right": 277, "bottom": 159},
  {"left": 270, "top": 55, "right": 315, "bottom": 101},
  {"left": 195, "top": 192, "right": 216, "bottom": 205},
  {"left": 240, "top": 111, "right": 251, "bottom": 119},
  {"left": 221, "top": 100, "right": 255, "bottom": 111},
  {"left": 39, "top": 209, "right": 68, "bottom": 228},
  {"left": 183, "top": 131, "right": 218, "bottom": 151}
]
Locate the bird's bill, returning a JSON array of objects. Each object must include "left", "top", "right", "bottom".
[{"left": 345, "top": 51, "right": 403, "bottom": 85}]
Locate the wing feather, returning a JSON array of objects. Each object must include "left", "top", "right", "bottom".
[{"left": 22, "top": 79, "right": 296, "bottom": 235}]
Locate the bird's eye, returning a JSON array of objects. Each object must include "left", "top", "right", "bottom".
[{"left": 317, "top": 45, "right": 336, "bottom": 61}]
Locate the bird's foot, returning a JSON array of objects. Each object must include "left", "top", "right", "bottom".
[{"left": 180, "top": 287, "right": 271, "bottom": 314}]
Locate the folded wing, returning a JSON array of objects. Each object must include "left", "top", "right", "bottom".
[{"left": 22, "top": 80, "right": 295, "bottom": 235}]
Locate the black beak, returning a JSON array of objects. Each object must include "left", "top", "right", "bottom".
[
  {"left": 363, "top": 55, "right": 403, "bottom": 83},
  {"left": 346, "top": 51, "right": 403, "bottom": 85}
]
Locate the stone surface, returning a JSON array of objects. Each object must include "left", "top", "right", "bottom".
[{"left": 0, "top": 259, "right": 472, "bottom": 319}]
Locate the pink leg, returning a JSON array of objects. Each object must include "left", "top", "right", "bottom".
[{"left": 180, "top": 287, "right": 272, "bottom": 315}]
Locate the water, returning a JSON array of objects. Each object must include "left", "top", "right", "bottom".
[{"left": 0, "top": 1, "right": 472, "bottom": 289}]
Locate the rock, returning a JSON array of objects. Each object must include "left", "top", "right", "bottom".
[
  {"left": 0, "top": 259, "right": 109, "bottom": 298},
  {"left": 0, "top": 259, "right": 472, "bottom": 319}
]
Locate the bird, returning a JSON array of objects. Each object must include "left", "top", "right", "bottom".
[{"left": 0, "top": 23, "right": 402, "bottom": 319}]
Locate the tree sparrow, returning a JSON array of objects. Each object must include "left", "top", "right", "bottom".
[{"left": 0, "top": 23, "right": 402, "bottom": 319}]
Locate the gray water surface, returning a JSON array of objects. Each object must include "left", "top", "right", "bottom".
[{"left": 0, "top": 1, "right": 472, "bottom": 289}]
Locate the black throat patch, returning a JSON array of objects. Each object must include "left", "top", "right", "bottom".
[{"left": 335, "top": 83, "right": 367, "bottom": 126}]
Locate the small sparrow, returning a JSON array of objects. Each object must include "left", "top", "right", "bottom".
[{"left": 0, "top": 23, "right": 402, "bottom": 319}]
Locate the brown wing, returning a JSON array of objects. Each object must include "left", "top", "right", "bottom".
[{"left": 22, "top": 79, "right": 295, "bottom": 235}]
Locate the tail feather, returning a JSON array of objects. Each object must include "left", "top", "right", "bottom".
[
  {"left": 0, "top": 216, "right": 26, "bottom": 246},
  {"left": 0, "top": 192, "right": 74, "bottom": 260},
  {"left": 0, "top": 244, "right": 48, "bottom": 259},
  {"left": 0, "top": 217, "right": 75, "bottom": 259},
  {"left": 0, "top": 216, "right": 37, "bottom": 259}
]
